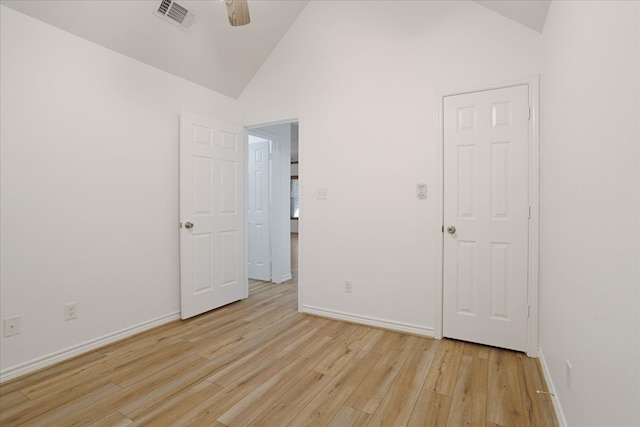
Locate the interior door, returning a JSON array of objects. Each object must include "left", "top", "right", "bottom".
[
  {"left": 248, "top": 139, "right": 271, "bottom": 281},
  {"left": 443, "top": 85, "right": 529, "bottom": 352},
  {"left": 180, "top": 112, "right": 246, "bottom": 320}
]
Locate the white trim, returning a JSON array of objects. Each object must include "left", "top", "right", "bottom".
[
  {"left": 538, "top": 347, "right": 569, "bottom": 427},
  {"left": 526, "top": 76, "right": 541, "bottom": 357},
  {"left": 242, "top": 127, "right": 250, "bottom": 299},
  {"left": 0, "top": 311, "right": 180, "bottom": 383},
  {"left": 279, "top": 273, "right": 293, "bottom": 282},
  {"left": 436, "top": 75, "right": 541, "bottom": 356},
  {"left": 302, "top": 305, "right": 434, "bottom": 337},
  {"left": 434, "top": 94, "right": 444, "bottom": 340}
]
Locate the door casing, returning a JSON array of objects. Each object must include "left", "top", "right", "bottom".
[
  {"left": 435, "top": 76, "right": 540, "bottom": 357},
  {"left": 247, "top": 122, "right": 295, "bottom": 285}
]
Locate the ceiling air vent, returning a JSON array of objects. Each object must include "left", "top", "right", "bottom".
[{"left": 154, "top": 0, "right": 198, "bottom": 32}]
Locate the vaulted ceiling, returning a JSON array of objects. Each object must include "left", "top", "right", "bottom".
[{"left": 0, "top": 0, "right": 550, "bottom": 99}]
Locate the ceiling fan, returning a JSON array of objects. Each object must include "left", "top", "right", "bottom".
[{"left": 225, "top": 0, "right": 251, "bottom": 26}]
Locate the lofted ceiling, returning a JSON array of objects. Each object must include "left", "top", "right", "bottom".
[{"left": 0, "top": 0, "right": 550, "bottom": 99}]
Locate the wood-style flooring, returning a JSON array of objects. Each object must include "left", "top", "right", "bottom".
[{"left": 0, "top": 235, "right": 557, "bottom": 426}]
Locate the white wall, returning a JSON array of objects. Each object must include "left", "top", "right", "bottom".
[
  {"left": 0, "top": 6, "right": 238, "bottom": 378},
  {"left": 540, "top": 2, "right": 640, "bottom": 426},
  {"left": 239, "top": 0, "right": 543, "bottom": 334}
]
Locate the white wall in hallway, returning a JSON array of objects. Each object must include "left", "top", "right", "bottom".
[{"left": 239, "top": 0, "right": 543, "bottom": 333}]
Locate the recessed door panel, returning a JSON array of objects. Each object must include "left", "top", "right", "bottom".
[
  {"left": 490, "top": 242, "right": 510, "bottom": 320},
  {"left": 456, "top": 241, "right": 476, "bottom": 316},
  {"left": 491, "top": 142, "right": 510, "bottom": 219},
  {"left": 457, "top": 145, "right": 476, "bottom": 219},
  {"left": 221, "top": 160, "right": 237, "bottom": 215},
  {"left": 193, "top": 234, "right": 213, "bottom": 294},
  {"left": 193, "top": 157, "right": 212, "bottom": 215},
  {"left": 221, "top": 231, "right": 238, "bottom": 286}
]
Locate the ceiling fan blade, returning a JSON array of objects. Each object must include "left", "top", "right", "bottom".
[{"left": 225, "top": 0, "right": 250, "bottom": 26}]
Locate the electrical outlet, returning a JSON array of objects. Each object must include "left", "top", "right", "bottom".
[
  {"left": 65, "top": 303, "right": 78, "bottom": 321},
  {"left": 3, "top": 317, "right": 21, "bottom": 337},
  {"left": 566, "top": 360, "right": 572, "bottom": 392},
  {"left": 344, "top": 280, "right": 352, "bottom": 293},
  {"left": 316, "top": 188, "right": 328, "bottom": 200}
]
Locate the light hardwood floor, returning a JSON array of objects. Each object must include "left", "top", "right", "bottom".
[{"left": 0, "top": 235, "right": 557, "bottom": 426}]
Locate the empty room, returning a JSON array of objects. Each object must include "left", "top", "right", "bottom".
[{"left": 1, "top": 1, "right": 638, "bottom": 426}]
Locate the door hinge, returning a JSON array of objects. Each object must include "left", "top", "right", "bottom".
[
  {"left": 527, "top": 305, "right": 531, "bottom": 318},
  {"left": 528, "top": 107, "right": 532, "bottom": 120},
  {"left": 442, "top": 225, "right": 444, "bottom": 233},
  {"left": 528, "top": 206, "right": 531, "bottom": 219}
]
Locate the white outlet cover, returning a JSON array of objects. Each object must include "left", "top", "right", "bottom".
[
  {"left": 316, "top": 188, "right": 328, "bottom": 200},
  {"left": 3, "top": 317, "right": 21, "bottom": 337}
]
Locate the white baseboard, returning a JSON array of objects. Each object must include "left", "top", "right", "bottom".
[
  {"left": 301, "top": 305, "right": 434, "bottom": 337},
  {"left": 0, "top": 311, "right": 181, "bottom": 383},
  {"left": 538, "top": 347, "right": 569, "bottom": 427}
]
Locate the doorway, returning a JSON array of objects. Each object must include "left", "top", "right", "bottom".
[{"left": 247, "top": 121, "right": 299, "bottom": 290}]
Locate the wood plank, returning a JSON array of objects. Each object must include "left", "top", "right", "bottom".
[
  {"left": 516, "top": 354, "right": 559, "bottom": 427},
  {"left": 11, "top": 383, "right": 122, "bottom": 426},
  {"left": 367, "top": 337, "right": 438, "bottom": 426},
  {"left": 406, "top": 390, "right": 452, "bottom": 427},
  {"left": 327, "top": 406, "right": 371, "bottom": 427},
  {"left": 216, "top": 330, "right": 346, "bottom": 425},
  {"left": 87, "top": 411, "right": 133, "bottom": 427},
  {"left": 286, "top": 350, "right": 381, "bottom": 426},
  {"left": 129, "top": 381, "right": 223, "bottom": 426},
  {"left": 424, "top": 339, "right": 464, "bottom": 396},
  {"left": 446, "top": 355, "right": 488, "bottom": 427},
  {"left": 344, "top": 333, "right": 418, "bottom": 413},
  {"left": 487, "top": 348, "right": 526, "bottom": 427}
]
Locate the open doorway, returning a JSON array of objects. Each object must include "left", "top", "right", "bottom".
[{"left": 247, "top": 121, "right": 299, "bottom": 295}]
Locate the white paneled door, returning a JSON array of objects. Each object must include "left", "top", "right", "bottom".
[
  {"left": 443, "top": 85, "right": 529, "bottom": 352},
  {"left": 179, "top": 112, "right": 246, "bottom": 320},
  {"left": 248, "top": 140, "right": 271, "bottom": 281}
]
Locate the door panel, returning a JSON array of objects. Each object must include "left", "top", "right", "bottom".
[
  {"left": 180, "top": 112, "right": 246, "bottom": 320},
  {"left": 248, "top": 139, "right": 271, "bottom": 280},
  {"left": 443, "top": 85, "right": 529, "bottom": 352}
]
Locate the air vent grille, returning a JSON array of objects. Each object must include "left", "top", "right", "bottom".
[
  {"left": 155, "top": 0, "right": 197, "bottom": 32},
  {"left": 158, "top": 0, "right": 171, "bottom": 15}
]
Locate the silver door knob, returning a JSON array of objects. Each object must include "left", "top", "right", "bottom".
[
  {"left": 447, "top": 225, "right": 456, "bottom": 234},
  {"left": 185, "top": 222, "right": 194, "bottom": 229}
]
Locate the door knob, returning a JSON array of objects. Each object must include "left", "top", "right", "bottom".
[
  {"left": 185, "top": 222, "right": 194, "bottom": 229},
  {"left": 447, "top": 225, "right": 456, "bottom": 234}
]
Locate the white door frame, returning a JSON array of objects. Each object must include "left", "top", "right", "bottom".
[
  {"left": 247, "top": 122, "right": 295, "bottom": 285},
  {"left": 434, "top": 76, "right": 540, "bottom": 357}
]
